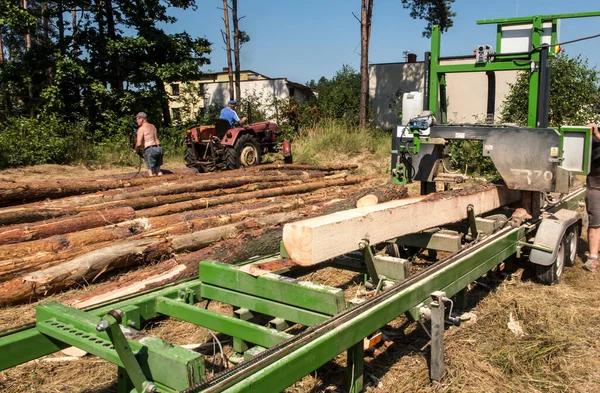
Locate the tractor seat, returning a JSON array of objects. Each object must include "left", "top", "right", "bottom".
[{"left": 215, "top": 119, "right": 232, "bottom": 139}]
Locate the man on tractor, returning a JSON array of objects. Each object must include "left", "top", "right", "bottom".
[{"left": 219, "top": 100, "right": 247, "bottom": 128}]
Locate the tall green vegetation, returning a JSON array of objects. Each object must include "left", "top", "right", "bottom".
[
  {"left": 0, "top": 0, "right": 211, "bottom": 168},
  {"left": 501, "top": 53, "right": 600, "bottom": 126}
]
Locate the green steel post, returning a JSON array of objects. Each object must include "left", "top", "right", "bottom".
[
  {"left": 527, "top": 16, "right": 543, "bottom": 127},
  {"left": 346, "top": 341, "right": 364, "bottom": 393},
  {"left": 495, "top": 24, "right": 502, "bottom": 53},
  {"left": 429, "top": 25, "right": 441, "bottom": 117}
]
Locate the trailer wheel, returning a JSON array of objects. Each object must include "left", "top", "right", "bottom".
[
  {"left": 235, "top": 134, "right": 262, "bottom": 167},
  {"left": 564, "top": 226, "right": 579, "bottom": 267},
  {"left": 535, "top": 237, "right": 566, "bottom": 285}
]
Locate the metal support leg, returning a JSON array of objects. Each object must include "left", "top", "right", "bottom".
[
  {"left": 467, "top": 204, "right": 478, "bottom": 240},
  {"left": 359, "top": 240, "right": 380, "bottom": 287},
  {"left": 455, "top": 288, "right": 469, "bottom": 311},
  {"left": 430, "top": 291, "right": 446, "bottom": 383},
  {"left": 346, "top": 341, "right": 364, "bottom": 393},
  {"left": 117, "top": 367, "right": 135, "bottom": 393},
  {"left": 97, "top": 310, "right": 156, "bottom": 393}
]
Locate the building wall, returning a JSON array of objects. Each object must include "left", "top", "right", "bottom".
[
  {"left": 168, "top": 79, "right": 310, "bottom": 122},
  {"left": 369, "top": 60, "right": 518, "bottom": 129}
]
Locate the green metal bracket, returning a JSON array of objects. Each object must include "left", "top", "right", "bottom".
[
  {"left": 35, "top": 302, "right": 204, "bottom": 392},
  {"left": 198, "top": 261, "right": 346, "bottom": 315},
  {"left": 359, "top": 239, "right": 380, "bottom": 287},
  {"left": 96, "top": 310, "right": 156, "bottom": 393}
]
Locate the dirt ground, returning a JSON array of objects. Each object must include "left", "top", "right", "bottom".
[{"left": 1, "top": 161, "right": 599, "bottom": 393}]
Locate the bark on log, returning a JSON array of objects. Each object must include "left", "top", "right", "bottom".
[
  {"left": 136, "top": 177, "right": 362, "bottom": 218},
  {"left": 0, "top": 207, "right": 135, "bottom": 245},
  {"left": 283, "top": 184, "right": 521, "bottom": 266},
  {"left": 0, "top": 212, "right": 301, "bottom": 305}
]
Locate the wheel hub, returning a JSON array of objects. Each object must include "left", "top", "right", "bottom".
[{"left": 239, "top": 145, "right": 258, "bottom": 166}]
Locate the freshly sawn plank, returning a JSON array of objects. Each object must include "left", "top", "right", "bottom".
[{"left": 282, "top": 184, "right": 521, "bottom": 266}]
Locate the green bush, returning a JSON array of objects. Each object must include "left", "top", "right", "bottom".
[{"left": 0, "top": 116, "right": 93, "bottom": 168}]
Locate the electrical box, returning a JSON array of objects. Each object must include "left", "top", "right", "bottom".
[{"left": 560, "top": 126, "right": 592, "bottom": 174}]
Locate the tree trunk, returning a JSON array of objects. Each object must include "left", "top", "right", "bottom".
[
  {"left": 0, "top": 32, "right": 11, "bottom": 113},
  {"left": 232, "top": 0, "right": 241, "bottom": 99},
  {"left": 359, "top": 0, "right": 373, "bottom": 131},
  {"left": 0, "top": 207, "right": 136, "bottom": 245},
  {"left": 222, "top": 0, "right": 234, "bottom": 100},
  {"left": 155, "top": 78, "right": 172, "bottom": 126},
  {"left": 105, "top": 0, "right": 123, "bottom": 94}
]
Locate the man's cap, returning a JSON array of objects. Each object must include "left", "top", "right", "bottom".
[
  {"left": 135, "top": 112, "right": 147, "bottom": 119},
  {"left": 228, "top": 100, "right": 237, "bottom": 106}
]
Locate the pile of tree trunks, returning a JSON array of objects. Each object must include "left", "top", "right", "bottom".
[{"left": 0, "top": 163, "right": 413, "bottom": 306}]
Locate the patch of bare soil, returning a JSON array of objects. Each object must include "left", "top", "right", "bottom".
[{"left": 0, "top": 161, "right": 190, "bottom": 182}]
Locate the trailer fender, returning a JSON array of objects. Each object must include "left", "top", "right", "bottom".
[{"left": 529, "top": 209, "right": 581, "bottom": 266}]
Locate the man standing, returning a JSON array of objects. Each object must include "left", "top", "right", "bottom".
[
  {"left": 219, "top": 100, "right": 247, "bottom": 127},
  {"left": 134, "top": 112, "right": 164, "bottom": 177},
  {"left": 584, "top": 122, "right": 600, "bottom": 271}
]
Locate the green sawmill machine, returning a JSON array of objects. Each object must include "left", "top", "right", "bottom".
[{"left": 1, "top": 11, "right": 599, "bottom": 393}]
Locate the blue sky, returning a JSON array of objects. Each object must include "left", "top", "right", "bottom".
[{"left": 165, "top": 1, "right": 600, "bottom": 85}]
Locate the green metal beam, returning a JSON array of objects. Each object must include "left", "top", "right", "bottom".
[
  {"left": 219, "top": 227, "right": 526, "bottom": 392},
  {"left": 433, "top": 62, "right": 531, "bottom": 74},
  {"left": 199, "top": 261, "right": 346, "bottom": 315},
  {"left": 200, "top": 284, "right": 330, "bottom": 327},
  {"left": 155, "top": 297, "right": 292, "bottom": 349},
  {"left": 36, "top": 303, "right": 203, "bottom": 391},
  {"left": 477, "top": 11, "right": 600, "bottom": 25}
]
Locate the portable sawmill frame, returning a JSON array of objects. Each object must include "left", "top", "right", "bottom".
[{"left": 1, "top": 11, "right": 599, "bottom": 393}]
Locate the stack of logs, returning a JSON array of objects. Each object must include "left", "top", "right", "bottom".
[{"left": 0, "top": 164, "right": 407, "bottom": 308}]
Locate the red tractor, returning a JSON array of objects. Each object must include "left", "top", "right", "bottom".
[{"left": 184, "top": 119, "right": 291, "bottom": 172}]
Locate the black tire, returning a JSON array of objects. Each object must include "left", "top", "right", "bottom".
[
  {"left": 535, "top": 237, "right": 566, "bottom": 285},
  {"left": 564, "top": 225, "right": 579, "bottom": 267},
  {"left": 224, "top": 147, "right": 239, "bottom": 170},
  {"left": 184, "top": 145, "right": 196, "bottom": 167},
  {"left": 234, "top": 134, "right": 262, "bottom": 167}
]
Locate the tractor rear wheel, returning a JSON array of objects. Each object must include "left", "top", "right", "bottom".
[
  {"left": 184, "top": 145, "right": 196, "bottom": 167},
  {"left": 235, "top": 134, "right": 262, "bottom": 167},
  {"left": 224, "top": 147, "right": 239, "bottom": 170}
]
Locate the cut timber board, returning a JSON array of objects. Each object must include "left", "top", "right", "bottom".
[{"left": 282, "top": 185, "right": 521, "bottom": 266}]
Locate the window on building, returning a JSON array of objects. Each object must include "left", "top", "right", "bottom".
[
  {"left": 172, "top": 107, "right": 182, "bottom": 121},
  {"left": 171, "top": 83, "right": 180, "bottom": 96},
  {"left": 289, "top": 87, "right": 295, "bottom": 98}
]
